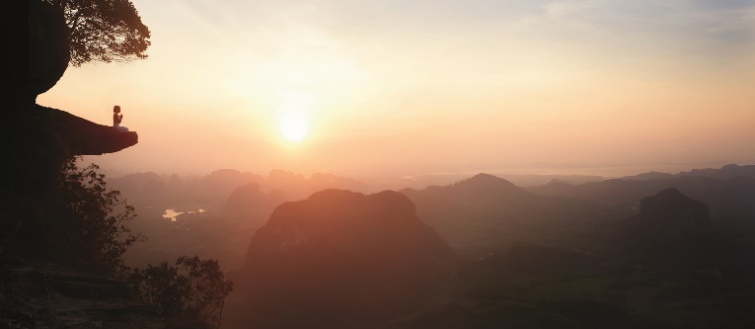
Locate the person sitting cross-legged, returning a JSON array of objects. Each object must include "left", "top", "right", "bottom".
[{"left": 112, "top": 105, "right": 129, "bottom": 132}]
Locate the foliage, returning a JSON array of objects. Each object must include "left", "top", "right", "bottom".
[
  {"left": 126, "top": 262, "right": 190, "bottom": 315},
  {"left": 49, "top": 156, "right": 144, "bottom": 273},
  {"left": 127, "top": 256, "right": 234, "bottom": 328},
  {"left": 43, "top": 0, "right": 151, "bottom": 66}
]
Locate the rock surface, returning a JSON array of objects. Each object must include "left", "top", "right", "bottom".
[
  {"left": 24, "top": 0, "right": 71, "bottom": 103},
  {"left": 2, "top": 103, "right": 138, "bottom": 212},
  {"left": 9, "top": 103, "right": 138, "bottom": 157},
  {"left": 0, "top": 258, "right": 171, "bottom": 329}
]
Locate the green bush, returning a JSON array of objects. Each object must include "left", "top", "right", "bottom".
[
  {"left": 126, "top": 256, "right": 234, "bottom": 328},
  {"left": 46, "top": 156, "right": 143, "bottom": 273}
]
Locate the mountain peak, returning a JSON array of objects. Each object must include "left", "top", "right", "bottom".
[
  {"left": 456, "top": 173, "right": 518, "bottom": 189},
  {"left": 445, "top": 173, "right": 532, "bottom": 200},
  {"left": 654, "top": 187, "right": 685, "bottom": 199},
  {"left": 238, "top": 189, "right": 456, "bottom": 328},
  {"left": 639, "top": 188, "right": 710, "bottom": 229},
  {"left": 306, "top": 188, "right": 365, "bottom": 202},
  {"left": 471, "top": 173, "right": 500, "bottom": 179}
]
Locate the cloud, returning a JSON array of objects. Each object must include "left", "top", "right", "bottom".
[
  {"left": 689, "top": 0, "right": 755, "bottom": 11},
  {"left": 153, "top": 0, "right": 754, "bottom": 82},
  {"left": 513, "top": 0, "right": 754, "bottom": 64}
]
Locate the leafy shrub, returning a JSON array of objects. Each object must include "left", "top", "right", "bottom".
[
  {"left": 127, "top": 256, "right": 234, "bottom": 328},
  {"left": 43, "top": 156, "right": 143, "bottom": 273}
]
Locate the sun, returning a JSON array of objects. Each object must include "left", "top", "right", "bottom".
[
  {"left": 276, "top": 91, "right": 313, "bottom": 143},
  {"left": 279, "top": 112, "right": 309, "bottom": 142}
]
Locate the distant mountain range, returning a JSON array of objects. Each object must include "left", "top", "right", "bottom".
[
  {"left": 107, "top": 168, "right": 370, "bottom": 208},
  {"left": 620, "top": 164, "right": 755, "bottom": 181},
  {"left": 530, "top": 166, "right": 755, "bottom": 220},
  {"left": 400, "top": 173, "right": 611, "bottom": 257},
  {"left": 219, "top": 166, "right": 755, "bottom": 329},
  {"left": 397, "top": 172, "right": 604, "bottom": 189},
  {"left": 381, "top": 183, "right": 755, "bottom": 329},
  {"left": 221, "top": 182, "right": 287, "bottom": 223}
]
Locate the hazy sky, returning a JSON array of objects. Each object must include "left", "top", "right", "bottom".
[{"left": 38, "top": 0, "right": 755, "bottom": 179}]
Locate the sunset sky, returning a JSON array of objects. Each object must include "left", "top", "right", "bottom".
[{"left": 37, "top": 0, "right": 755, "bottom": 180}]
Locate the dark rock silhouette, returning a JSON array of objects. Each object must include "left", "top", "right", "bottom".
[
  {"left": 231, "top": 189, "right": 456, "bottom": 329},
  {"left": 5, "top": 0, "right": 139, "bottom": 208},
  {"left": 4, "top": 102, "right": 139, "bottom": 253},
  {"left": 16, "top": 103, "right": 139, "bottom": 156},
  {"left": 639, "top": 188, "right": 711, "bottom": 231},
  {"left": 602, "top": 188, "right": 721, "bottom": 268},
  {"left": 25, "top": 0, "right": 71, "bottom": 103},
  {"left": 1, "top": 1, "right": 143, "bottom": 326}
]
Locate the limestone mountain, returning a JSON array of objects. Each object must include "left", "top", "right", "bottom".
[
  {"left": 229, "top": 189, "right": 455, "bottom": 329},
  {"left": 639, "top": 188, "right": 711, "bottom": 231},
  {"left": 598, "top": 188, "right": 722, "bottom": 268}
]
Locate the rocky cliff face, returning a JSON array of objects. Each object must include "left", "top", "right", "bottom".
[
  {"left": 24, "top": 0, "right": 70, "bottom": 103},
  {"left": 4, "top": 0, "right": 139, "bottom": 207},
  {"left": 231, "top": 189, "right": 456, "bottom": 329},
  {"left": 1, "top": 2, "right": 145, "bottom": 327}
]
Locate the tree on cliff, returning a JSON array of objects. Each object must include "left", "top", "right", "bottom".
[
  {"left": 44, "top": 156, "right": 144, "bottom": 273},
  {"left": 43, "top": 0, "right": 151, "bottom": 66}
]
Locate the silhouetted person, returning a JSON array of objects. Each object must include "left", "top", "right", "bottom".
[{"left": 113, "top": 105, "right": 128, "bottom": 131}]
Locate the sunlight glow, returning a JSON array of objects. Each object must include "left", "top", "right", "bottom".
[
  {"left": 277, "top": 92, "right": 312, "bottom": 143},
  {"left": 279, "top": 113, "right": 309, "bottom": 142}
]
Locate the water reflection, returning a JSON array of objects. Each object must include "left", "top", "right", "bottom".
[{"left": 162, "top": 208, "right": 206, "bottom": 222}]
